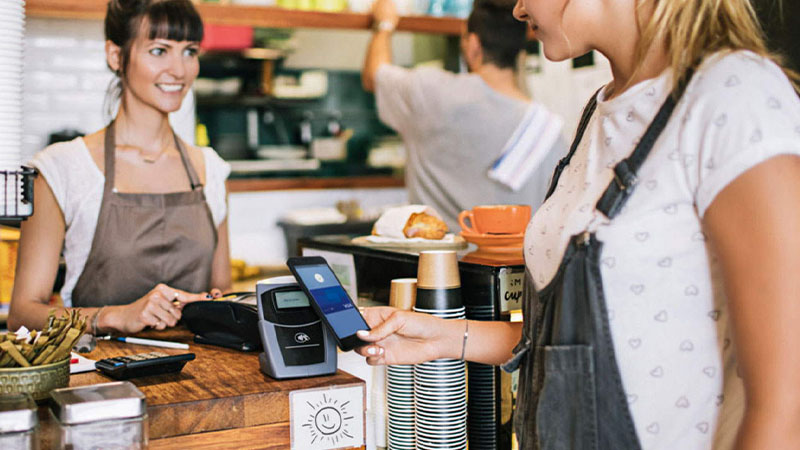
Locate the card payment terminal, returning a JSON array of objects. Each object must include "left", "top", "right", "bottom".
[{"left": 256, "top": 276, "right": 337, "bottom": 379}]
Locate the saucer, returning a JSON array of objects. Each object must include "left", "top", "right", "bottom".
[
  {"left": 459, "top": 230, "right": 524, "bottom": 253},
  {"left": 462, "top": 249, "right": 524, "bottom": 266}
]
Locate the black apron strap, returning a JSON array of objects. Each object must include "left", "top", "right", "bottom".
[
  {"left": 596, "top": 69, "right": 695, "bottom": 219},
  {"left": 544, "top": 88, "right": 602, "bottom": 200}
]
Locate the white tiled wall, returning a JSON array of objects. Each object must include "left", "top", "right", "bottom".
[{"left": 22, "top": 19, "right": 110, "bottom": 161}]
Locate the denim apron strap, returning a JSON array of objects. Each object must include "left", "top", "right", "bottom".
[
  {"left": 596, "top": 69, "right": 694, "bottom": 218},
  {"left": 543, "top": 88, "right": 602, "bottom": 200}
]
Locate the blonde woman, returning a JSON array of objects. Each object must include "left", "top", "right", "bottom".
[{"left": 355, "top": 0, "right": 800, "bottom": 448}]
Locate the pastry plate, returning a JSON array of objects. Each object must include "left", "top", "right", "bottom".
[{"left": 351, "top": 235, "right": 468, "bottom": 250}]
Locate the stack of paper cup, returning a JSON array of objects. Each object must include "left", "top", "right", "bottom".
[
  {"left": 386, "top": 278, "right": 417, "bottom": 450},
  {"left": 0, "top": 0, "right": 25, "bottom": 215},
  {"left": 412, "top": 251, "right": 467, "bottom": 450}
]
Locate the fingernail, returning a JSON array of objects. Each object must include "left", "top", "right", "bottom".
[
  {"left": 357, "top": 330, "right": 369, "bottom": 337},
  {"left": 367, "top": 347, "right": 377, "bottom": 355}
]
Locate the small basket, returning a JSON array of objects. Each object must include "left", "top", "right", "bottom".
[
  {"left": 0, "top": 166, "right": 36, "bottom": 221},
  {"left": 0, "top": 358, "right": 70, "bottom": 401}
]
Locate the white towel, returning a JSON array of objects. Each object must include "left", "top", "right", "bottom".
[{"left": 488, "top": 103, "right": 563, "bottom": 192}]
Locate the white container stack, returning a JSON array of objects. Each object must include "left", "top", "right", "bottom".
[{"left": 0, "top": 0, "right": 28, "bottom": 216}]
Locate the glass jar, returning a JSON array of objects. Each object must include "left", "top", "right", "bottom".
[
  {"left": 0, "top": 393, "right": 38, "bottom": 450},
  {"left": 49, "top": 381, "right": 148, "bottom": 450}
]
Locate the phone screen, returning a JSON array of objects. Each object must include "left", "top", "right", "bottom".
[{"left": 293, "top": 264, "right": 368, "bottom": 339}]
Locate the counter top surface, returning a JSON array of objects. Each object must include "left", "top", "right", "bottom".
[{"left": 65, "top": 327, "right": 364, "bottom": 446}]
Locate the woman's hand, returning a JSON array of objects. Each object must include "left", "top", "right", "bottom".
[
  {"left": 104, "top": 283, "right": 209, "bottom": 334},
  {"left": 354, "top": 307, "right": 462, "bottom": 365},
  {"left": 372, "top": 0, "right": 399, "bottom": 28}
]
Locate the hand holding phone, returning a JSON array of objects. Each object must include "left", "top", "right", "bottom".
[{"left": 287, "top": 256, "right": 371, "bottom": 351}]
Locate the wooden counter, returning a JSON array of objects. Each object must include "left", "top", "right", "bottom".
[{"left": 49, "top": 328, "right": 365, "bottom": 449}]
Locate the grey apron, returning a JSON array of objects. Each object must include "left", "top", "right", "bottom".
[
  {"left": 502, "top": 73, "right": 693, "bottom": 450},
  {"left": 71, "top": 121, "right": 217, "bottom": 307}
]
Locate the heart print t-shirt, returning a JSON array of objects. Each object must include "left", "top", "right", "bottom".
[{"left": 524, "top": 50, "right": 800, "bottom": 449}]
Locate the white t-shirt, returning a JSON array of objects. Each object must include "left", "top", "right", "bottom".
[
  {"left": 30, "top": 137, "right": 231, "bottom": 307},
  {"left": 525, "top": 51, "right": 800, "bottom": 449}
]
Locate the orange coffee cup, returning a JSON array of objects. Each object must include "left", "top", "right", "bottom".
[{"left": 458, "top": 204, "right": 531, "bottom": 235}]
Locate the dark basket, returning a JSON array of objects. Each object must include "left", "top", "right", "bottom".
[{"left": 0, "top": 166, "right": 36, "bottom": 221}]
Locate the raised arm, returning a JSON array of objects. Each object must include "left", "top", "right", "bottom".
[
  {"left": 703, "top": 154, "right": 800, "bottom": 449},
  {"left": 355, "top": 306, "right": 522, "bottom": 366},
  {"left": 361, "top": 0, "right": 399, "bottom": 92}
]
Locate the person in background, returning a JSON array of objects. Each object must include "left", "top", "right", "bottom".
[
  {"left": 9, "top": 0, "right": 232, "bottom": 335},
  {"left": 356, "top": 0, "right": 800, "bottom": 448},
  {"left": 362, "top": 0, "right": 565, "bottom": 231}
]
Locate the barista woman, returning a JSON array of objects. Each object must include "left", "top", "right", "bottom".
[
  {"left": 8, "top": 0, "right": 231, "bottom": 335},
  {"left": 356, "top": 0, "right": 800, "bottom": 448}
]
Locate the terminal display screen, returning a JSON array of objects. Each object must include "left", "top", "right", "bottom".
[{"left": 274, "top": 290, "right": 311, "bottom": 309}]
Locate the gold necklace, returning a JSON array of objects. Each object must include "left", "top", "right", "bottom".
[{"left": 118, "top": 143, "right": 173, "bottom": 164}]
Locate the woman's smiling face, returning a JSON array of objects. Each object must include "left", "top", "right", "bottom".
[{"left": 121, "top": 19, "right": 200, "bottom": 114}]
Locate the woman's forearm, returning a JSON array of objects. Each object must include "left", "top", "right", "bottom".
[
  {"left": 8, "top": 299, "right": 99, "bottom": 332},
  {"left": 462, "top": 320, "right": 523, "bottom": 366}
]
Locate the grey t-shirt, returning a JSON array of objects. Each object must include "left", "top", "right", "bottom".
[{"left": 375, "top": 64, "right": 565, "bottom": 231}]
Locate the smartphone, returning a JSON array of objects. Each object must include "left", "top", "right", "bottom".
[{"left": 286, "top": 256, "right": 370, "bottom": 351}]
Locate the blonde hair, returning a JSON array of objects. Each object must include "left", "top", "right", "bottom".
[{"left": 634, "top": 0, "right": 799, "bottom": 93}]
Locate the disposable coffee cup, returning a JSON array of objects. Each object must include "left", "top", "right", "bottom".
[
  {"left": 417, "top": 251, "right": 460, "bottom": 289},
  {"left": 389, "top": 278, "right": 417, "bottom": 311}
]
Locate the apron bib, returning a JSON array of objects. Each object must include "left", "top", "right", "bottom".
[
  {"left": 71, "top": 121, "right": 217, "bottom": 307},
  {"left": 503, "top": 73, "right": 693, "bottom": 450}
]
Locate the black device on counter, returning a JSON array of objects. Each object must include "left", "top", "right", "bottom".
[
  {"left": 95, "top": 352, "right": 195, "bottom": 380},
  {"left": 286, "top": 256, "right": 370, "bottom": 351},
  {"left": 256, "top": 276, "right": 337, "bottom": 379},
  {"left": 181, "top": 292, "right": 261, "bottom": 351}
]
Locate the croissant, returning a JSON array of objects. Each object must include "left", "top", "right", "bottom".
[
  {"left": 402, "top": 212, "right": 448, "bottom": 240},
  {"left": 371, "top": 205, "right": 449, "bottom": 240}
]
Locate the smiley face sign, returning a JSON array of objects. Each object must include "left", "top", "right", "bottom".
[{"left": 290, "top": 385, "right": 364, "bottom": 449}]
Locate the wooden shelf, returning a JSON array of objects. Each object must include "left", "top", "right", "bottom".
[
  {"left": 227, "top": 175, "right": 404, "bottom": 192},
  {"left": 26, "top": 0, "right": 465, "bottom": 35}
]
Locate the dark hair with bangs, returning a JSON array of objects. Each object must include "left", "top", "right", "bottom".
[
  {"left": 103, "top": 0, "right": 203, "bottom": 117},
  {"left": 466, "top": 0, "right": 526, "bottom": 69}
]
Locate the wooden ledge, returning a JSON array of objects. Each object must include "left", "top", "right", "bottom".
[{"left": 226, "top": 175, "right": 404, "bottom": 192}]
